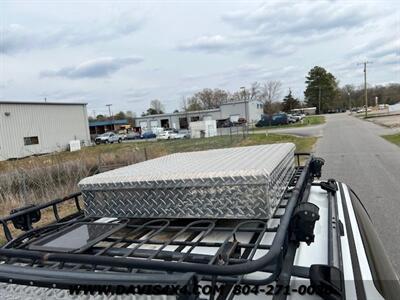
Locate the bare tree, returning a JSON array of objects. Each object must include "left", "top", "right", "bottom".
[
  {"left": 180, "top": 96, "right": 188, "bottom": 111},
  {"left": 260, "top": 81, "right": 282, "bottom": 114},
  {"left": 150, "top": 99, "right": 165, "bottom": 114},
  {"left": 185, "top": 88, "right": 229, "bottom": 110},
  {"left": 249, "top": 81, "right": 261, "bottom": 100}
]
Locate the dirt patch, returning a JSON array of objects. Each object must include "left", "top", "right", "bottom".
[{"left": 368, "top": 114, "right": 400, "bottom": 128}]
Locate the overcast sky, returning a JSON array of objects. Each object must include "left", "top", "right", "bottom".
[{"left": 1, "top": 0, "right": 399, "bottom": 116}]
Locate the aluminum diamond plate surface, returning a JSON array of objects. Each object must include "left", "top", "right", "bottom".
[{"left": 79, "top": 144, "right": 295, "bottom": 219}]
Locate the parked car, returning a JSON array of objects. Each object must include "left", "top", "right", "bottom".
[
  {"left": 255, "top": 113, "right": 289, "bottom": 127},
  {"left": 178, "top": 129, "right": 190, "bottom": 139},
  {"left": 117, "top": 130, "right": 127, "bottom": 140},
  {"left": 233, "top": 117, "right": 247, "bottom": 126},
  {"left": 287, "top": 114, "right": 297, "bottom": 123},
  {"left": 218, "top": 119, "right": 233, "bottom": 128},
  {"left": 126, "top": 131, "right": 141, "bottom": 140},
  {"left": 292, "top": 113, "right": 304, "bottom": 121},
  {"left": 357, "top": 107, "right": 372, "bottom": 113},
  {"left": 141, "top": 131, "right": 157, "bottom": 139},
  {"left": 156, "top": 129, "right": 175, "bottom": 140},
  {"left": 94, "top": 132, "right": 122, "bottom": 144},
  {"left": 157, "top": 131, "right": 175, "bottom": 140}
]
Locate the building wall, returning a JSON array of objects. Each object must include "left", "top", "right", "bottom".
[
  {"left": 134, "top": 101, "right": 263, "bottom": 131},
  {"left": 135, "top": 110, "right": 221, "bottom": 130},
  {"left": 189, "top": 120, "right": 217, "bottom": 138},
  {"left": 248, "top": 101, "right": 264, "bottom": 123},
  {"left": 0, "top": 103, "right": 90, "bottom": 160},
  {"left": 220, "top": 101, "right": 263, "bottom": 123},
  {"left": 388, "top": 102, "right": 400, "bottom": 113}
]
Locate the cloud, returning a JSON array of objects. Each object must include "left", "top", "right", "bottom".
[
  {"left": 183, "top": 63, "right": 298, "bottom": 86},
  {"left": 0, "top": 24, "right": 35, "bottom": 54},
  {"left": 350, "top": 39, "right": 399, "bottom": 64},
  {"left": 177, "top": 33, "right": 296, "bottom": 56},
  {"left": 0, "top": 15, "right": 144, "bottom": 55},
  {"left": 177, "top": 1, "right": 393, "bottom": 57},
  {"left": 125, "top": 89, "right": 150, "bottom": 98},
  {"left": 40, "top": 56, "right": 143, "bottom": 79},
  {"left": 37, "top": 89, "right": 90, "bottom": 101},
  {"left": 222, "top": 2, "right": 384, "bottom": 36},
  {"left": 177, "top": 35, "right": 232, "bottom": 52}
]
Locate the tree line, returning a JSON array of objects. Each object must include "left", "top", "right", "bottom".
[
  {"left": 304, "top": 66, "right": 400, "bottom": 113},
  {"left": 90, "top": 66, "right": 399, "bottom": 120}
]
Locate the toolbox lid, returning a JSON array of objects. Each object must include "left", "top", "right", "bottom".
[{"left": 78, "top": 143, "right": 295, "bottom": 188}]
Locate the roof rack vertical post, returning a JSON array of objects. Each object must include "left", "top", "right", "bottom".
[
  {"left": 73, "top": 194, "right": 81, "bottom": 212},
  {"left": 0, "top": 220, "right": 12, "bottom": 242}
]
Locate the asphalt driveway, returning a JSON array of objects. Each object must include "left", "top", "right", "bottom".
[{"left": 315, "top": 113, "right": 400, "bottom": 273}]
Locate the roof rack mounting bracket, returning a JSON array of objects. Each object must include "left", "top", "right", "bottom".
[
  {"left": 310, "top": 157, "right": 325, "bottom": 179},
  {"left": 309, "top": 264, "right": 344, "bottom": 300},
  {"left": 290, "top": 202, "right": 320, "bottom": 245},
  {"left": 320, "top": 179, "right": 338, "bottom": 194},
  {"left": 10, "top": 204, "right": 41, "bottom": 232}
]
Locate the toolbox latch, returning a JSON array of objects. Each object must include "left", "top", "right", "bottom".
[{"left": 290, "top": 202, "right": 320, "bottom": 245}]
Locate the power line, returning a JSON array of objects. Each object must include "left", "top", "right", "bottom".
[{"left": 357, "top": 61, "right": 372, "bottom": 118}]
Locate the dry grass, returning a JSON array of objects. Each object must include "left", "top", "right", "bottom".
[
  {"left": 0, "top": 147, "right": 153, "bottom": 216},
  {"left": 0, "top": 133, "right": 317, "bottom": 244}
]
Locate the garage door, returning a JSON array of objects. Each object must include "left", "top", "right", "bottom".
[
  {"left": 139, "top": 121, "right": 148, "bottom": 130},
  {"left": 150, "top": 120, "right": 158, "bottom": 130}
]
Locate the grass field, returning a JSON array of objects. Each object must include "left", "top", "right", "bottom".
[
  {"left": 382, "top": 133, "right": 400, "bottom": 147},
  {"left": 0, "top": 133, "right": 317, "bottom": 172},
  {"left": 0, "top": 133, "right": 317, "bottom": 244},
  {"left": 252, "top": 115, "right": 325, "bottom": 131}
]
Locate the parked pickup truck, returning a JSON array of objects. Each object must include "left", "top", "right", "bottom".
[
  {"left": 94, "top": 132, "right": 122, "bottom": 144},
  {"left": 0, "top": 154, "right": 398, "bottom": 299}
]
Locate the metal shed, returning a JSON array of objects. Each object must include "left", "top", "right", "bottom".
[{"left": 0, "top": 101, "right": 90, "bottom": 160}]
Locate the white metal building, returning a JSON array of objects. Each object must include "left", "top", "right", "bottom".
[
  {"left": 388, "top": 102, "right": 400, "bottom": 113},
  {"left": 0, "top": 101, "right": 91, "bottom": 160},
  {"left": 190, "top": 120, "right": 217, "bottom": 138},
  {"left": 135, "top": 100, "right": 264, "bottom": 131}
]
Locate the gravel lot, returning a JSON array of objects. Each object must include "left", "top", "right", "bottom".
[{"left": 367, "top": 113, "right": 400, "bottom": 128}]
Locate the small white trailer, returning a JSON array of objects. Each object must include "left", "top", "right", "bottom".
[{"left": 189, "top": 119, "right": 217, "bottom": 138}]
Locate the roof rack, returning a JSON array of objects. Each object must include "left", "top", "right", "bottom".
[{"left": 0, "top": 153, "right": 343, "bottom": 299}]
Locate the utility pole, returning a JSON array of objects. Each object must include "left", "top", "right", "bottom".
[
  {"left": 318, "top": 86, "right": 322, "bottom": 115},
  {"left": 347, "top": 92, "right": 351, "bottom": 113},
  {"left": 358, "top": 61, "right": 372, "bottom": 118},
  {"left": 106, "top": 104, "right": 114, "bottom": 130},
  {"left": 240, "top": 86, "right": 249, "bottom": 130}
]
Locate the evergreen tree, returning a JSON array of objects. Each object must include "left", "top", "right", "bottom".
[
  {"left": 304, "top": 66, "right": 339, "bottom": 113},
  {"left": 282, "top": 89, "right": 300, "bottom": 112}
]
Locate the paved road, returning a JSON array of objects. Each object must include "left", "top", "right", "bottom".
[
  {"left": 257, "top": 124, "right": 326, "bottom": 137},
  {"left": 315, "top": 113, "right": 400, "bottom": 273}
]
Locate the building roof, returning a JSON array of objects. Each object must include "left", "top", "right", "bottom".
[
  {"left": 220, "top": 99, "right": 263, "bottom": 105},
  {"left": 135, "top": 108, "right": 220, "bottom": 120},
  {"left": 135, "top": 100, "right": 263, "bottom": 120},
  {"left": 0, "top": 100, "right": 87, "bottom": 106},
  {"left": 89, "top": 119, "right": 128, "bottom": 127}
]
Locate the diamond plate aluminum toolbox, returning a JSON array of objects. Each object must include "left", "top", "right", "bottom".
[{"left": 78, "top": 143, "right": 295, "bottom": 219}]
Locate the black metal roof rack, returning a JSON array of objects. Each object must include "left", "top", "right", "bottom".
[{"left": 0, "top": 153, "right": 342, "bottom": 299}]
